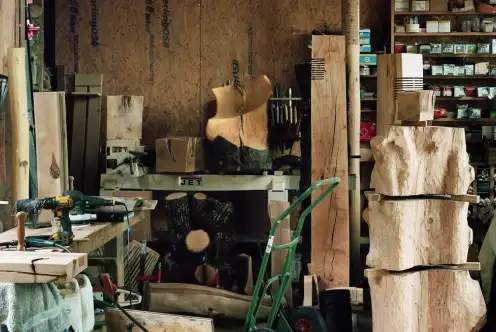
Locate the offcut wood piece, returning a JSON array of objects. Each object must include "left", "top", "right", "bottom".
[
  {"left": 8, "top": 48, "right": 29, "bottom": 202},
  {"left": 371, "top": 126, "right": 474, "bottom": 196},
  {"left": 106, "top": 95, "right": 144, "bottom": 140},
  {"left": 311, "top": 35, "right": 349, "bottom": 288},
  {"left": 0, "top": 251, "right": 87, "bottom": 283},
  {"left": 124, "top": 240, "right": 160, "bottom": 291},
  {"left": 205, "top": 75, "right": 272, "bottom": 172},
  {"left": 70, "top": 74, "right": 102, "bottom": 194},
  {"left": 269, "top": 200, "right": 292, "bottom": 306},
  {"left": 377, "top": 54, "right": 423, "bottom": 136},
  {"left": 112, "top": 191, "right": 153, "bottom": 241},
  {"left": 397, "top": 90, "right": 436, "bottom": 121},
  {"left": 367, "top": 268, "right": 486, "bottom": 332},
  {"left": 34, "top": 92, "right": 69, "bottom": 222},
  {"left": 144, "top": 283, "right": 272, "bottom": 320},
  {"left": 364, "top": 193, "right": 473, "bottom": 270},
  {"left": 105, "top": 308, "right": 214, "bottom": 332}
]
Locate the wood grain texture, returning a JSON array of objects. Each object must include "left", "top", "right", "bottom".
[
  {"left": 368, "top": 269, "right": 486, "bottom": 332},
  {"left": 310, "top": 35, "right": 349, "bottom": 288},
  {"left": 371, "top": 126, "right": 474, "bottom": 196},
  {"left": 54, "top": 0, "right": 386, "bottom": 145},
  {"left": 364, "top": 195, "right": 472, "bottom": 270},
  {"left": 105, "top": 309, "right": 214, "bottom": 332},
  {"left": 107, "top": 95, "right": 144, "bottom": 140}
]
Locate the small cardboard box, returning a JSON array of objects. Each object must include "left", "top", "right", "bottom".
[
  {"left": 412, "top": 0, "right": 429, "bottom": 11},
  {"left": 156, "top": 137, "right": 204, "bottom": 173}
]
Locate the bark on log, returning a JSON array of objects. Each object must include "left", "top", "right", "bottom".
[
  {"left": 192, "top": 196, "right": 234, "bottom": 235},
  {"left": 364, "top": 194, "right": 472, "bottom": 270},
  {"left": 371, "top": 126, "right": 474, "bottom": 195},
  {"left": 164, "top": 192, "right": 191, "bottom": 241},
  {"left": 368, "top": 269, "right": 486, "bottom": 332}
]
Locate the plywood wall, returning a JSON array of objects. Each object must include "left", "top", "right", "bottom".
[{"left": 55, "top": 0, "right": 387, "bottom": 145}]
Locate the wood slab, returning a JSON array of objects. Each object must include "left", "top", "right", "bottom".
[
  {"left": 0, "top": 251, "right": 87, "bottom": 283},
  {"left": 144, "top": 283, "right": 272, "bottom": 320},
  {"left": 106, "top": 95, "right": 144, "bottom": 140},
  {"left": 371, "top": 126, "right": 474, "bottom": 196},
  {"left": 364, "top": 194, "right": 473, "bottom": 270},
  {"left": 368, "top": 269, "right": 486, "bottom": 332},
  {"left": 105, "top": 308, "right": 214, "bottom": 332},
  {"left": 310, "top": 35, "right": 349, "bottom": 288}
]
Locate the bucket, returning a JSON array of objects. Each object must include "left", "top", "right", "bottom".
[{"left": 59, "top": 278, "right": 83, "bottom": 332}]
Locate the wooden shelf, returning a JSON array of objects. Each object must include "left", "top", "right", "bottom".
[
  {"left": 425, "top": 75, "right": 496, "bottom": 79},
  {"left": 436, "top": 97, "right": 489, "bottom": 101},
  {"left": 394, "top": 11, "right": 495, "bottom": 16},
  {"left": 433, "top": 118, "right": 496, "bottom": 126},
  {"left": 422, "top": 54, "right": 496, "bottom": 58},
  {"left": 395, "top": 32, "right": 496, "bottom": 37}
]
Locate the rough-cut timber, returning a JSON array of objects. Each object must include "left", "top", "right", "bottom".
[
  {"left": 364, "top": 194, "right": 472, "bottom": 270},
  {"left": 191, "top": 195, "right": 233, "bottom": 236},
  {"left": 371, "top": 126, "right": 474, "bottom": 196},
  {"left": 368, "top": 269, "right": 486, "bottom": 332},
  {"left": 164, "top": 192, "right": 191, "bottom": 241},
  {"left": 310, "top": 35, "right": 349, "bottom": 288}
]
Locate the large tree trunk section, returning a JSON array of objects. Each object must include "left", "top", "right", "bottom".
[
  {"left": 185, "top": 229, "right": 210, "bottom": 253},
  {"left": 310, "top": 35, "right": 350, "bottom": 288},
  {"left": 371, "top": 126, "right": 474, "bottom": 196},
  {"left": 144, "top": 283, "right": 272, "bottom": 320},
  {"left": 367, "top": 269, "right": 486, "bottom": 332},
  {"left": 192, "top": 196, "right": 233, "bottom": 235},
  {"left": 205, "top": 75, "right": 272, "bottom": 173},
  {"left": 364, "top": 194, "right": 472, "bottom": 271},
  {"left": 165, "top": 192, "right": 191, "bottom": 242},
  {"left": 194, "top": 264, "right": 217, "bottom": 286}
]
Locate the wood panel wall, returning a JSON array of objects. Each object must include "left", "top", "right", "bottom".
[{"left": 55, "top": 0, "right": 388, "bottom": 146}]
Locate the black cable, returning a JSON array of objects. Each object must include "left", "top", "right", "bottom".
[{"left": 114, "top": 201, "right": 132, "bottom": 308}]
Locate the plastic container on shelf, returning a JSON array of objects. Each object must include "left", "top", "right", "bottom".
[
  {"left": 59, "top": 278, "right": 83, "bottom": 332},
  {"left": 76, "top": 274, "right": 95, "bottom": 332}
]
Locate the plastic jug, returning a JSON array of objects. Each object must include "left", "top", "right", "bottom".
[
  {"left": 59, "top": 278, "right": 83, "bottom": 332},
  {"left": 76, "top": 274, "right": 95, "bottom": 331}
]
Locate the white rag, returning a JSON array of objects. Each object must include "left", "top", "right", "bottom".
[{"left": 0, "top": 283, "right": 70, "bottom": 332}]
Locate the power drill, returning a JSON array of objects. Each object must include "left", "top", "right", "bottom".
[{"left": 15, "top": 190, "right": 122, "bottom": 245}]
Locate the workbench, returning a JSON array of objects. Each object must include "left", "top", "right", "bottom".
[{"left": 0, "top": 211, "right": 144, "bottom": 285}]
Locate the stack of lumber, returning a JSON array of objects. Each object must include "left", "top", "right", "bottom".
[{"left": 365, "top": 124, "right": 486, "bottom": 331}]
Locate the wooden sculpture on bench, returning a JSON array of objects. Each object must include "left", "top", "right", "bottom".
[{"left": 205, "top": 75, "right": 272, "bottom": 172}]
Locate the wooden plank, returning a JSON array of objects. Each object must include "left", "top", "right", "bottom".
[
  {"left": 0, "top": 251, "right": 87, "bottom": 283},
  {"left": 268, "top": 200, "right": 292, "bottom": 306},
  {"left": 310, "top": 35, "right": 349, "bottom": 288},
  {"left": 8, "top": 48, "right": 29, "bottom": 202},
  {"left": 104, "top": 308, "right": 214, "bottom": 332},
  {"left": 83, "top": 74, "right": 103, "bottom": 195},
  {"left": 106, "top": 96, "right": 144, "bottom": 140}
]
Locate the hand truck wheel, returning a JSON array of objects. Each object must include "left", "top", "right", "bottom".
[{"left": 290, "top": 306, "right": 326, "bottom": 332}]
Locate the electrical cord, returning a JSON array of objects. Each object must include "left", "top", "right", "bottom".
[{"left": 114, "top": 202, "right": 133, "bottom": 308}]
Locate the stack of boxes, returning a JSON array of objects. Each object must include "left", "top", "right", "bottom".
[
  {"left": 394, "top": 0, "right": 430, "bottom": 11},
  {"left": 359, "top": 29, "right": 376, "bottom": 67}
]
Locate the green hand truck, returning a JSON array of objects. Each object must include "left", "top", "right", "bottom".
[{"left": 244, "top": 177, "right": 341, "bottom": 331}]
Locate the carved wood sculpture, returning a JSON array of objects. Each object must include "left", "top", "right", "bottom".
[
  {"left": 364, "top": 194, "right": 473, "bottom": 270},
  {"left": 367, "top": 269, "right": 486, "bottom": 332},
  {"left": 371, "top": 126, "right": 474, "bottom": 196},
  {"left": 205, "top": 75, "right": 272, "bottom": 172}
]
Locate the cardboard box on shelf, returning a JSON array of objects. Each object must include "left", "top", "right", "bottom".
[
  {"left": 395, "top": 0, "right": 410, "bottom": 10},
  {"left": 360, "top": 29, "right": 371, "bottom": 45},
  {"left": 360, "top": 45, "right": 372, "bottom": 52},
  {"left": 411, "top": 0, "right": 429, "bottom": 11},
  {"left": 156, "top": 137, "right": 204, "bottom": 173}
]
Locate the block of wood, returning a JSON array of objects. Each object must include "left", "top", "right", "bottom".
[
  {"left": 0, "top": 251, "right": 87, "bottom": 283},
  {"left": 367, "top": 269, "right": 486, "bottom": 332},
  {"left": 106, "top": 95, "right": 144, "bottom": 140},
  {"left": 364, "top": 193, "right": 472, "bottom": 270},
  {"left": 397, "top": 90, "right": 435, "bottom": 121},
  {"left": 371, "top": 126, "right": 474, "bottom": 196}
]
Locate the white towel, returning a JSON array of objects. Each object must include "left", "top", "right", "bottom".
[{"left": 0, "top": 283, "right": 70, "bottom": 332}]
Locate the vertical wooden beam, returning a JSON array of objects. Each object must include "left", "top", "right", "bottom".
[
  {"left": 8, "top": 48, "right": 29, "bottom": 203},
  {"left": 342, "top": 0, "right": 361, "bottom": 285},
  {"left": 311, "top": 36, "right": 350, "bottom": 288}
]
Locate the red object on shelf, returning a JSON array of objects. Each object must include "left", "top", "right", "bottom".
[
  {"left": 465, "top": 86, "right": 477, "bottom": 97},
  {"left": 434, "top": 108, "right": 448, "bottom": 119},
  {"left": 360, "top": 122, "right": 376, "bottom": 142}
]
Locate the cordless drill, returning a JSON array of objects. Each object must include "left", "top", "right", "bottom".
[{"left": 15, "top": 190, "right": 122, "bottom": 245}]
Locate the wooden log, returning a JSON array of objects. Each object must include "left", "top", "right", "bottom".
[
  {"left": 367, "top": 269, "right": 486, "bottom": 332},
  {"left": 364, "top": 194, "right": 473, "bottom": 270},
  {"left": 164, "top": 192, "right": 191, "bottom": 241},
  {"left": 144, "top": 283, "right": 272, "bottom": 320},
  {"left": 311, "top": 35, "right": 349, "bottom": 288},
  {"left": 106, "top": 95, "right": 144, "bottom": 140},
  {"left": 192, "top": 195, "right": 233, "bottom": 236},
  {"left": 185, "top": 229, "right": 210, "bottom": 253},
  {"left": 8, "top": 48, "right": 29, "bottom": 203},
  {"left": 194, "top": 264, "right": 217, "bottom": 286},
  {"left": 104, "top": 308, "right": 214, "bottom": 332},
  {"left": 371, "top": 126, "right": 474, "bottom": 196}
]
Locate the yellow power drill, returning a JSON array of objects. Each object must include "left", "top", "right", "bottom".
[{"left": 15, "top": 190, "right": 122, "bottom": 245}]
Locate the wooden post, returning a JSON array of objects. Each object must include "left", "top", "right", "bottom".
[
  {"left": 342, "top": 0, "right": 361, "bottom": 285},
  {"left": 311, "top": 36, "right": 349, "bottom": 288},
  {"left": 8, "top": 48, "right": 29, "bottom": 202}
]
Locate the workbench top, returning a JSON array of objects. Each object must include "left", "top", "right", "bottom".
[{"left": 0, "top": 211, "right": 144, "bottom": 254}]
